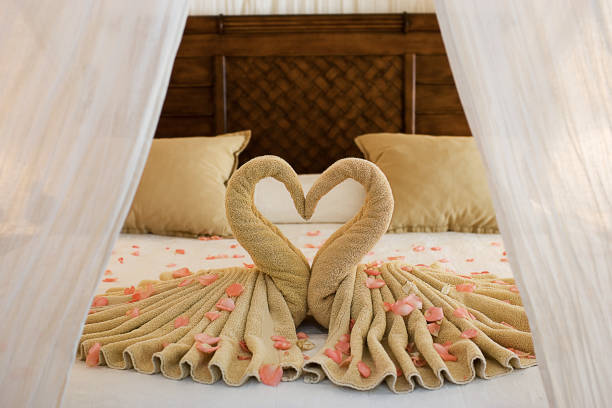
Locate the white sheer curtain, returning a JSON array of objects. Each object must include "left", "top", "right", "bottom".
[
  {"left": 436, "top": 1, "right": 611, "bottom": 407},
  {"left": 189, "top": 0, "right": 434, "bottom": 15},
  {"left": 0, "top": 1, "right": 187, "bottom": 406}
]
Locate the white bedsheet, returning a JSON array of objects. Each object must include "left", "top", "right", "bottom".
[{"left": 63, "top": 224, "right": 547, "bottom": 407}]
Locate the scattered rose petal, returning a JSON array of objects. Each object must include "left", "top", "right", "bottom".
[
  {"left": 175, "top": 249, "right": 185, "bottom": 254},
  {"left": 509, "top": 285, "right": 519, "bottom": 293},
  {"left": 230, "top": 244, "right": 238, "bottom": 248},
  {"left": 335, "top": 340, "right": 350, "bottom": 354},
  {"left": 259, "top": 364, "right": 283, "bottom": 386},
  {"left": 91, "top": 296, "right": 108, "bottom": 307},
  {"left": 465, "top": 258, "right": 474, "bottom": 262},
  {"left": 453, "top": 307, "right": 474, "bottom": 320},
  {"left": 85, "top": 342, "right": 101, "bottom": 367},
  {"left": 365, "top": 276, "right": 385, "bottom": 289},
  {"left": 205, "top": 311, "right": 220, "bottom": 321},
  {"left": 216, "top": 297, "right": 235, "bottom": 312},
  {"left": 365, "top": 268, "right": 381, "bottom": 276},
  {"left": 502, "top": 251, "right": 507, "bottom": 256},
  {"left": 198, "top": 274, "right": 219, "bottom": 286},
  {"left": 237, "top": 355, "right": 251, "bottom": 360},
  {"left": 102, "top": 278, "right": 117, "bottom": 283},
  {"left": 165, "top": 263, "right": 177, "bottom": 268},
  {"left": 500, "top": 321, "right": 515, "bottom": 329},
  {"left": 174, "top": 316, "right": 189, "bottom": 328},
  {"left": 178, "top": 278, "right": 193, "bottom": 287},
  {"left": 198, "top": 236, "right": 210, "bottom": 241},
  {"left": 413, "top": 245, "right": 425, "bottom": 252},
  {"left": 194, "top": 333, "right": 220, "bottom": 345},
  {"left": 339, "top": 334, "right": 350, "bottom": 343},
  {"left": 211, "top": 235, "right": 222, "bottom": 240},
  {"left": 130, "top": 251, "right": 139, "bottom": 256},
  {"left": 306, "top": 230, "right": 321, "bottom": 236},
  {"left": 500, "top": 258, "right": 508, "bottom": 262},
  {"left": 433, "top": 342, "right": 457, "bottom": 361},
  {"left": 297, "top": 332, "right": 308, "bottom": 339},
  {"left": 274, "top": 340, "right": 291, "bottom": 350},
  {"left": 403, "top": 294, "right": 423, "bottom": 309},
  {"left": 430, "top": 246, "right": 442, "bottom": 251},
  {"left": 427, "top": 322, "right": 441, "bottom": 336},
  {"left": 118, "top": 257, "right": 124, "bottom": 264},
  {"left": 271, "top": 335, "right": 288, "bottom": 342},
  {"left": 349, "top": 318, "right": 355, "bottom": 331},
  {"left": 438, "top": 258, "right": 449, "bottom": 263},
  {"left": 132, "top": 245, "right": 139, "bottom": 248},
  {"left": 460, "top": 328, "right": 479, "bottom": 339},
  {"left": 396, "top": 366, "right": 403, "bottom": 376},
  {"left": 226, "top": 283, "right": 244, "bottom": 297},
  {"left": 124, "top": 286, "right": 135, "bottom": 295},
  {"left": 424, "top": 307, "right": 444, "bottom": 322},
  {"left": 456, "top": 283, "right": 475, "bottom": 293},
  {"left": 357, "top": 361, "right": 371, "bottom": 378},
  {"left": 104, "top": 269, "right": 112, "bottom": 276},
  {"left": 367, "top": 260, "right": 383, "bottom": 268},
  {"left": 243, "top": 263, "right": 255, "bottom": 268},
  {"left": 126, "top": 308, "right": 139, "bottom": 318},
  {"left": 130, "top": 283, "right": 154, "bottom": 302},
  {"left": 491, "top": 242, "right": 502, "bottom": 247},
  {"left": 172, "top": 267, "right": 192, "bottom": 278},
  {"left": 196, "top": 342, "right": 220, "bottom": 353},
  {"left": 324, "top": 348, "right": 343, "bottom": 364},
  {"left": 387, "top": 256, "right": 405, "bottom": 261},
  {"left": 232, "top": 254, "right": 245, "bottom": 258},
  {"left": 391, "top": 301, "right": 414, "bottom": 316}
]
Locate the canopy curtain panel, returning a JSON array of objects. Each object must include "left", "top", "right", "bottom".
[
  {"left": 0, "top": 0, "right": 188, "bottom": 406},
  {"left": 435, "top": 1, "right": 611, "bottom": 407}
]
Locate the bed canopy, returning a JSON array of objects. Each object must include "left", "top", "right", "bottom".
[{"left": 0, "top": 0, "right": 609, "bottom": 407}]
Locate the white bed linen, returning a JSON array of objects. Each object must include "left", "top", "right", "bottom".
[{"left": 64, "top": 224, "right": 547, "bottom": 407}]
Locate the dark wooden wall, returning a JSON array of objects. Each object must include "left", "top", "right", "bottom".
[{"left": 156, "top": 14, "right": 470, "bottom": 173}]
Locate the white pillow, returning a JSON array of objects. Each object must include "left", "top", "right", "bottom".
[{"left": 254, "top": 174, "right": 365, "bottom": 223}]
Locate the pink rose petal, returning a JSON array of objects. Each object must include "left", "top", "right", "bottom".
[
  {"left": 85, "top": 342, "right": 101, "bottom": 367},
  {"left": 205, "top": 311, "right": 220, "bottom": 321},
  {"left": 460, "top": 328, "right": 479, "bottom": 339},
  {"left": 365, "top": 276, "right": 385, "bottom": 289},
  {"left": 198, "top": 274, "right": 219, "bottom": 286},
  {"left": 174, "top": 316, "right": 189, "bottom": 328},
  {"left": 259, "top": 364, "right": 283, "bottom": 386},
  {"left": 424, "top": 307, "right": 444, "bottom": 322},
  {"left": 324, "top": 348, "right": 343, "bottom": 364},
  {"left": 413, "top": 245, "right": 425, "bottom": 252},
  {"left": 91, "top": 296, "right": 108, "bottom": 307},
  {"left": 226, "top": 283, "right": 244, "bottom": 297},
  {"left": 433, "top": 342, "right": 457, "bottom": 361},
  {"left": 194, "top": 333, "right": 220, "bottom": 345},
  {"left": 427, "top": 322, "right": 441, "bottom": 336},
  {"left": 456, "top": 283, "right": 475, "bottom": 293},
  {"left": 357, "top": 361, "right": 371, "bottom": 378},
  {"left": 172, "top": 267, "right": 192, "bottom": 278},
  {"left": 196, "top": 342, "right": 220, "bottom": 353},
  {"left": 216, "top": 297, "right": 235, "bottom": 312}
]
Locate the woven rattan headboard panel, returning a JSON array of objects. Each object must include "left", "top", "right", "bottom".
[{"left": 155, "top": 14, "right": 470, "bottom": 173}]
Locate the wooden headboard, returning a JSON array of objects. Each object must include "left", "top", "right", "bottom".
[{"left": 156, "top": 13, "right": 470, "bottom": 173}]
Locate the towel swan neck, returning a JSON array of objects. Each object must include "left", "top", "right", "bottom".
[
  {"left": 305, "top": 158, "right": 394, "bottom": 328},
  {"left": 225, "top": 155, "right": 311, "bottom": 324}
]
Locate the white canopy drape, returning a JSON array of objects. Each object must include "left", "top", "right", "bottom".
[
  {"left": 0, "top": 1, "right": 187, "bottom": 406},
  {"left": 436, "top": 1, "right": 611, "bottom": 407}
]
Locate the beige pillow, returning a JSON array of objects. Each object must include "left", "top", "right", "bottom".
[
  {"left": 355, "top": 133, "right": 498, "bottom": 233},
  {"left": 122, "top": 131, "right": 250, "bottom": 237}
]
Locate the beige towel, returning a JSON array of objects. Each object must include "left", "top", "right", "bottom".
[
  {"left": 302, "top": 158, "right": 536, "bottom": 392},
  {"left": 78, "top": 156, "right": 310, "bottom": 386}
]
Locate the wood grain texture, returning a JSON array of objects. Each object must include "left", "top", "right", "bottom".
[{"left": 155, "top": 14, "right": 472, "bottom": 171}]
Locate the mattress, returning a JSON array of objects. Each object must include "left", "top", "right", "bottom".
[{"left": 63, "top": 225, "right": 547, "bottom": 407}]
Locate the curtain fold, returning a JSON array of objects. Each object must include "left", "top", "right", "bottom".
[
  {"left": 435, "top": 1, "right": 612, "bottom": 407},
  {"left": 0, "top": 1, "right": 188, "bottom": 406},
  {"left": 189, "top": 0, "right": 434, "bottom": 15}
]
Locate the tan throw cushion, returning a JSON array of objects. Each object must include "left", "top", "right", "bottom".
[
  {"left": 122, "top": 131, "right": 250, "bottom": 237},
  {"left": 355, "top": 133, "right": 498, "bottom": 233}
]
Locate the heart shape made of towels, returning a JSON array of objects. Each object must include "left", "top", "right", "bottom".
[{"left": 225, "top": 155, "right": 394, "bottom": 326}]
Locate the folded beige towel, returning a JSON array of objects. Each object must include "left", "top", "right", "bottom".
[
  {"left": 78, "top": 156, "right": 310, "bottom": 386},
  {"left": 78, "top": 155, "right": 536, "bottom": 391},
  {"left": 302, "top": 158, "right": 536, "bottom": 392}
]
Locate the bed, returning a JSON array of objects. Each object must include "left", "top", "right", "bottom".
[{"left": 63, "top": 13, "right": 546, "bottom": 407}]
